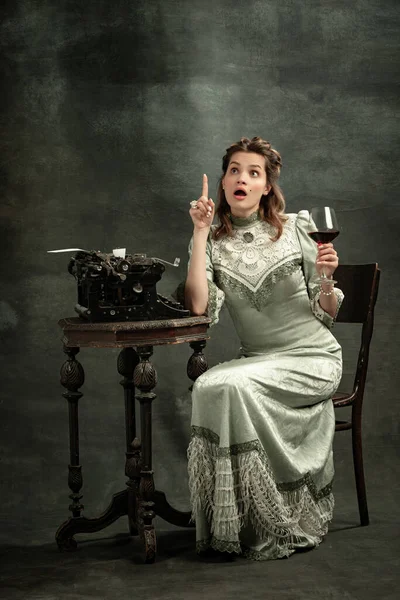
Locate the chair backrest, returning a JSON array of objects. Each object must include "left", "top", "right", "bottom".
[
  {"left": 334, "top": 263, "right": 380, "bottom": 402},
  {"left": 335, "top": 264, "right": 380, "bottom": 324}
]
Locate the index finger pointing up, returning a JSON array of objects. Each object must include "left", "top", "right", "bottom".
[{"left": 202, "top": 173, "right": 208, "bottom": 199}]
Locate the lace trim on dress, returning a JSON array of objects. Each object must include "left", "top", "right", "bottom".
[
  {"left": 215, "top": 259, "right": 301, "bottom": 311},
  {"left": 239, "top": 534, "right": 315, "bottom": 561},
  {"left": 207, "top": 280, "right": 225, "bottom": 326},
  {"left": 188, "top": 426, "right": 334, "bottom": 559},
  {"left": 310, "top": 286, "right": 345, "bottom": 329},
  {"left": 192, "top": 425, "right": 219, "bottom": 445},
  {"left": 211, "top": 216, "right": 301, "bottom": 296},
  {"left": 332, "top": 288, "right": 344, "bottom": 321},
  {"left": 197, "top": 536, "right": 241, "bottom": 555},
  {"left": 229, "top": 210, "right": 261, "bottom": 228},
  {"left": 190, "top": 426, "right": 332, "bottom": 498}
]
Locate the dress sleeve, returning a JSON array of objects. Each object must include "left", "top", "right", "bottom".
[
  {"left": 296, "top": 210, "right": 344, "bottom": 329},
  {"left": 173, "top": 230, "right": 225, "bottom": 327}
]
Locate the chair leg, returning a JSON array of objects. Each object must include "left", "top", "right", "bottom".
[{"left": 352, "top": 421, "right": 369, "bottom": 526}]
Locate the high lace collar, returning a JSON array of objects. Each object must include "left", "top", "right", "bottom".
[{"left": 229, "top": 210, "right": 262, "bottom": 228}]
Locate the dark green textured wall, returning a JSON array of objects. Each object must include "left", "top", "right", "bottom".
[{"left": 0, "top": 0, "right": 398, "bottom": 545}]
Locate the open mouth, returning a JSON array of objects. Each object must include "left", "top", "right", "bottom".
[{"left": 234, "top": 189, "right": 247, "bottom": 199}]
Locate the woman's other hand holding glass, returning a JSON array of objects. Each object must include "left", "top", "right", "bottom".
[{"left": 316, "top": 243, "right": 339, "bottom": 281}]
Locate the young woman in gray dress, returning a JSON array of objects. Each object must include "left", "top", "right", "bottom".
[{"left": 184, "top": 136, "right": 343, "bottom": 560}]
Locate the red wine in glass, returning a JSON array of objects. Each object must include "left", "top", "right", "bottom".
[
  {"left": 308, "top": 230, "right": 340, "bottom": 244},
  {"left": 309, "top": 207, "right": 340, "bottom": 284}
]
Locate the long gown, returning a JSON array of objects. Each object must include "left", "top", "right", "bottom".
[{"left": 185, "top": 209, "right": 344, "bottom": 560}]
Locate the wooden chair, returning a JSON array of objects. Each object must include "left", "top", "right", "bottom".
[{"left": 333, "top": 263, "right": 381, "bottom": 526}]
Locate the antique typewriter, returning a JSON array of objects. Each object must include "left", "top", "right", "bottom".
[{"left": 66, "top": 250, "right": 190, "bottom": 322}]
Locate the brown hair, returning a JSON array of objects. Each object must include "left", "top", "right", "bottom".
[{"left": 213, "top": 136, "right": 287, "bottom": 241}]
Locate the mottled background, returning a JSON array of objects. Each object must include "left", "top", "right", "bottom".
[{"left": 0, "top": 0, "right": 398, "bottom": 547}]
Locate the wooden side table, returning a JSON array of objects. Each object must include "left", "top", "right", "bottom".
[{"left": 56, "top": 315, "right": 211, "bottom": 563}]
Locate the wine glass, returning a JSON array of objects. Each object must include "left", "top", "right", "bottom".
[{"left": 308, "top": 207, "right": 340, "bottom": 285}]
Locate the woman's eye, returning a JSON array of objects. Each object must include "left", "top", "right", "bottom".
[
  {"left": 251, "top": 171, "right": 259, "bottom": 177},
  {"left": 231, "top": 167, "right": 238, "bottom": 174}
]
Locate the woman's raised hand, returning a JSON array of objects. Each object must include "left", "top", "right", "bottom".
[{"left": 189, "top": 174, "right": 215, "bottom": 230}]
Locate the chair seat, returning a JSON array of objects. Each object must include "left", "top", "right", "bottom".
[
  {"left": 333, "top": 392, "right": 354, "bottom": 431},
  {"left": 333, "top": 390, "right": 355, "bottom": 407},
  {"left": 333, "top": 391, "right": 348, "bottom": 401}
]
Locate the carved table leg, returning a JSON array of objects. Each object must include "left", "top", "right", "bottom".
[
  {"left": 117, "top": 347, "right": 140, "bottom": 536},
  {"left": 134, "top": 346, "right": 157, "bottom": 563},
  {"left": 187, "top": 340, "right": 208, "bottom": 385},
  {"left": 57, "top": 346, "right": 84, "bottom": 551},
  {"left": 56, "top": 346, "right": 130, "bottom": 549}
]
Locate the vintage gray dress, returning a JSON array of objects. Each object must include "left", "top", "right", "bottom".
[{"left": 185, "top": 210, "right": 344, "bottom": 560}]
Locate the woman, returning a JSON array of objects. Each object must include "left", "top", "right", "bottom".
[{"left": 183, "top": 136, "right": 343, "bottom": 560}]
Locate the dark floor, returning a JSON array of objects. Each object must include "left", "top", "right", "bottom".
[{"left": 1, "top": 442, "right": 399, "bottom": 600}]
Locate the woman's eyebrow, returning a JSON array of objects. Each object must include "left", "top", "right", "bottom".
[{"left": 230, "top": 161, "right": 262, "bottom": 169}]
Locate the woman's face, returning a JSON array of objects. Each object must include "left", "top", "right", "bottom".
[{"left": 222, "top": 151, "right": 271, "bottom": 217}]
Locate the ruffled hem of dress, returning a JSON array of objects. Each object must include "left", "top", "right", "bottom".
[
  {"left": 196, "top": 537, "right": 314, "bottom": 561},
  {"left": 188, "top": 426, "right": 334, "bottom": 561}
]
